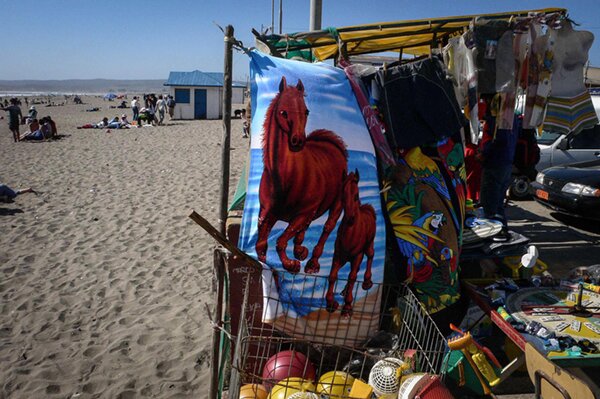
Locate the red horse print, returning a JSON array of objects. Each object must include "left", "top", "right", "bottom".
[
  {"left": 326, "top": 170, "right": 376, "bottom": 316},
  {"left": 256, "top": 76, "right": 348, "bottom": 273}
]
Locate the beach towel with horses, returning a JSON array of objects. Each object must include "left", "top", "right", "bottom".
[{"left": 238, "top": 51, "right": 386, "bottom": 345}]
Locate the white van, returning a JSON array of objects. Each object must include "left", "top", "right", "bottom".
[{"left": 537, "top": 95, "right": 600, "bottom": 171}]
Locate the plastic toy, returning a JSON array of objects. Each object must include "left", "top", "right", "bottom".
[
  {"left": 268, "top": 378, "right": 316, "bottom": 399},
  {"left": 262, "top": 350, "right": 316, "bottom": 390},
  {"left": 447, "top": 329, "right": 499, "bottom": 395},
  {"left": 316, "top": 371, "right": 355, "bottom": 398},
  {"left": 367, "top": 357, "right": 408, "bottom": 397},
  {"left": 240, "top": 383, "right": 269, "bottom": 399}
]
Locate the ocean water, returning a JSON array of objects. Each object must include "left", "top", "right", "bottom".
[{"left": 239, "top": 149, "right": 386, "bottom": 317}]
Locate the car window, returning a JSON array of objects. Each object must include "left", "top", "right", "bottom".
[
  {"left": 569, "top": 125, "right": 600, "bottom": 149},
  {"left": 538, "top": 130, "right": 562, "bottom": 145}
]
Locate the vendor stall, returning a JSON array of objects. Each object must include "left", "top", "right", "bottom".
[{"left": 195, "top": 7, "right": 600, "bottom": 399}]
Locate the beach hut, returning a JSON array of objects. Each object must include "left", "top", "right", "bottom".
[{"left": 163, "top": 70, "right": 246, "bottom": 120}]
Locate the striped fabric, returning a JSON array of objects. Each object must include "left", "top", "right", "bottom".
[{"left": 544, "top": 91, "right": 599, "bottom": 135}]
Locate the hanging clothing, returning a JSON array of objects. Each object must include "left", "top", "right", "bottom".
[
  {"left": 544, "top": 91, "right": 599, "bottom": 135},
  {"left": 464, "top": 143, "right": 482, "bottom": 202},
  {"left": 495, "top": 30, "right": 516, "bottom": 94},
  {"left": 383, "top": 150, "right": 461, "bottom": 314},
  {"left": 523, "top": 23, "right": 542, "bottom": 128},
  {"left": 527, "top": 27, "right": 556, "bottom": 128},
  {"left": 344, "top": 63, "right": 396, "bottom": 168},
  {"left": 473, "top": 19, "right": 511, "bottom": 94},
  {"left": 443, "top": 34, "right": 479, "bottom": 144},
  {"left": 345, "top": 62, "right": 462, "bottom": 316},
  {"left": 373, "top": 55, "right": 464, "bottom": 150}
]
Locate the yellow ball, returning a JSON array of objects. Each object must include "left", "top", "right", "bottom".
[
  {"left": 317, "top": 371, "right": 355, "bottom": 398},
  {"left": 240, "top": 383, "right": 269, "bottom": 399},
  {"left": 268, "top": 378, "right": 316, "bottom": 399}
]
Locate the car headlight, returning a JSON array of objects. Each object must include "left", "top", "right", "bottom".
[
  {"left": 535, "top": 172, "right": 545, "bottom": 184},
  {"left": 562, "top": 183, "right": 600, "bottom": 197}
]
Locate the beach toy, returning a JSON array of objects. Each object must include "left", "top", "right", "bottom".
[
  {"left": 240, "top": 383, "right": 269, "bottom": 399},
  {"left": 348, "top": 379, "right": 373, "bottom": 399},
  {"left": 397, "top": 373, "right": 429, "bottom": 399},
  {"left": 497, "top": 306, "right": 514, "bottom": 323},
  {"left": 268, "top": 378, "right": 315, "bottom": 399},
  {"left": 286, "top": 392, "right": 319, "bottom": 399},
  {"left": 411, "top": 375, "right": 454, "bottom": 399},
  {"left": 316, "top": 371, "right": 354, "bottom": 398},
  {"left": 262, "top": 350, "right": 316, "bottom": 391},
  {"left": 447, "top": 331, "right": 497, "bottom": 395},
  {"left": 367, "top": 357, "right": 407, "bottom": 397}
]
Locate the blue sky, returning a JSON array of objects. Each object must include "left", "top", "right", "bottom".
[{"left": 1, "top": 0, "right": 599, "bottom": 81}]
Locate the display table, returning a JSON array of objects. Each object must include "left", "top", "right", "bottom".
[{"left": 463, "top": 279, "right": 600, "bottom": 367}]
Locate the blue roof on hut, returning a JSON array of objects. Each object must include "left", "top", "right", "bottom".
[{"left": 164, "top": 71, "right": 246, "bottom": 88}]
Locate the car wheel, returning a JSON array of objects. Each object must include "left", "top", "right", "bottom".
[{"left": 509, "top": 176, "right": 531, "bottom": 200}]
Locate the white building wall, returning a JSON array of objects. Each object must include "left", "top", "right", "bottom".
[
  {"left": 206, "top": 87, "right": 220, "bottom": 119},
  {"left": 169, "top": 87, "right": 194, "bottom": 119},
  {"left": 232, "top": 87, "right": 245, "bottom": 105},
  {"left": 169, "top": 86, "right": 246, "bottom": 119}
]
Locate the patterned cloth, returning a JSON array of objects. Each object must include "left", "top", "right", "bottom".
[{"left": 544, "top": 91, "right": 599, "bottom": 135}]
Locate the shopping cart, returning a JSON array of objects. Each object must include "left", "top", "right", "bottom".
[{"left": 227, "top": 269, "right": 449, "bottom": 398}]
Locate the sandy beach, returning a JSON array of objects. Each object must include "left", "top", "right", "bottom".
[{"left": 0, "top": 96, "right": 246, "bottom": 398}]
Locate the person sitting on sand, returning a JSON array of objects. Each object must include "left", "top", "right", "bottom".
[
  {"left": 20, "top": 117, "right": 54, "bottom": 141},
  {"left": 26, "top": 106, "right": 38, "bottom": 124},
  {"left": 46, "top": 116, "right": 58, "bottom": 137},
  {"left": 0, "top": 184, "right": 35, "bottom": 202},
  {"left": 106, "top": 115, "right": 130, "bottom": 129},
  {"left": 136, "top": 107, "right": 155, "bottom": 127},
  {"left": 120, "top": 114, "right": 131, "bottom": 128}
]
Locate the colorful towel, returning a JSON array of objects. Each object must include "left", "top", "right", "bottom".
[
  {"left": 239, "top": 51, "right": 386, "bottom": 345},
  {"left": 544, "top": 91, "right": 599, "bottom": 135}
]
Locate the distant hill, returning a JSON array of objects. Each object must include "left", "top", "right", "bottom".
[{"left": 0, "top": 79, "right": 167, "bottom": 94}]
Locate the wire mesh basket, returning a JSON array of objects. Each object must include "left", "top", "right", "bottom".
[{"left": 228, "top": 269, "right": 448, "bottom": 398}]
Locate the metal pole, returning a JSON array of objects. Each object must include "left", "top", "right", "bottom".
[
  {"left": 278, "top": 0, "right": 283, "bottom": 34},
  {"left": 220, "top": 25, "right": 234, "bottom": 236},
  {"left": 271, "top": 0, "right": 275, "bottom": 33},
  {"left": 309, "top": 0, "right": 322, "bottom": 31}
]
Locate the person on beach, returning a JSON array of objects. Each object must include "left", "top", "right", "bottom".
[
  {"left": 1, "top": 98, "right": 23, "bottom": 142},
  {"left": 166, "top": 95, "right": 176, "bottom": 119},
  {"left": 97, "top": 117, "right": 109, "bottom": 128},
  {"left": 26, "top": 106, "right": 38, "bottom": 124},
  {"left": 242, "top": 99, "right": 251, "bottom": 138},
  {"left": 0, "top": 184, "right": 35, "bottom": 202},
  {"left": 131, "top": 96, "right": 140, "bottom": 121},
  {"left": 155, "top": 95, "right": 167, "bottom": 125},
  {"left": 21, "top": 116, "right": 56, "bottom": 141},
  {"left": 136, "top": 108, "right": 155, "bottom": 127},
  {"left": 120, "top": 114, "right": 131, "bottom": 127}
]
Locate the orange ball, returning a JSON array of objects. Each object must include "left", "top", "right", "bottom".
[{"left": 240, "top": 383, "right": 269, "bottom": 399}]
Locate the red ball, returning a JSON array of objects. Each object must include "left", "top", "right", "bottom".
[{"left": 262, "top": 350, "right": 316, "bottom": 391}]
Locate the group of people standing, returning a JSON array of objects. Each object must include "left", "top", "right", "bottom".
[{"left": 130, "top": 94, "right": 176, "bottom": 127}]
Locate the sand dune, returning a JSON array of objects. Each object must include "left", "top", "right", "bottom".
[{"left": 0, "top": 96, "right": 247, "bottom": 398}]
